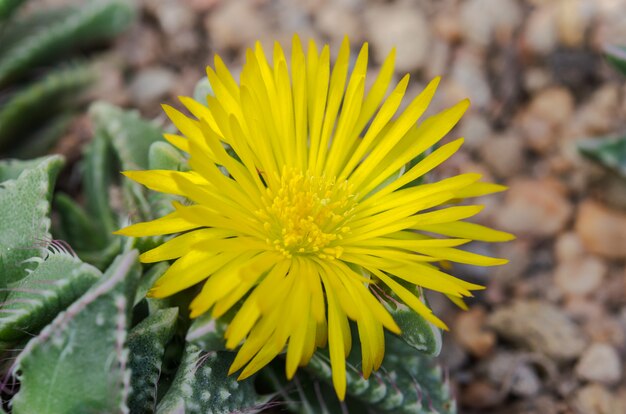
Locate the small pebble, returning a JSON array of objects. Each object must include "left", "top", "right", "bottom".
[
  {"left": 494, "top": 179, "right": 573, "bottom": 238},
  {"left": 454, "top": 307, "right": 496, "bottom": 358},
  {"left": 576, "top": 200, "right": 626, "bottom": 259},
  {"left": 488, "top": 301, "right": 587, "bottom": 360},
  {"left": 575, "top": 343, "right": 623, "bottom": 385}
]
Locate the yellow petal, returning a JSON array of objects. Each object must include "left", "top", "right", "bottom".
[
  {"left": 412, "top": 246, "right": 508, "bottom": 266},
  {"left": 139, "top": 228, "right": 233, "bottom": 263},
  {"left": 323, "top": 274, "right": 348, "bottom": 400},
  {"left": 114, "top": 208, "right": 199, "bottom": 237},
  {"left": 354, "top": 45, "right": 396, "bottom": 135},
  {"left": 370, "top": 268, "right": 448, "bottom": 330},
  {"left": 340, "top": 74, "right": 410, "bottom": 179},
  {"left": 454, "top": 182, "right": 508, "bottom": 198},
  {"left": 163, "top": 133, "right": 189, "bottom": 153},
  {"left": 122, "top": 170, "right": 207, "bottom": 196},
  {"left": 417, "top": 221, "right": 516, "bottom": 242},
  {"left": 359, "top": 98, "right": 470, "bottom": 196},
  {"left": 149, "top": 250, "right": 231, "bottom": 298},
  {"left": 349, "top": 77, "right": 441, "bottom": 188}
]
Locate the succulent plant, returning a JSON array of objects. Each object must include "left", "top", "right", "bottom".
[
  {"left": 0, "top": 0, "right": 135, "bottom": 156},
  {"left": 0, "top": 98, "right": 457, "bottom": 413}
]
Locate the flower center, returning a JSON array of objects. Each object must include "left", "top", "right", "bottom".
[{"left": 256, "top": 167, "right": 356, "bottom": 259}]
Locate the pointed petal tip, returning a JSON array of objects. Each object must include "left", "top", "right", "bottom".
[
  {"left": 440, "top": 323, "right": 450, "bottom": 332},
  {"left": 189, "top": 309, "right": 202, "bottom": 319},
  {"left": 425, "top": 75, "right": 441, "bottom": 91},
  {"left": 237, "top": 367, "right": 255, "bottom": 381},
  {"left": 137, "top": 253, "right": 152, "bottom": 264},
  {"left": 285, "top": 365, "right": 297, "bottom": 380},
  {"left": 335, "top": 386, "right": 346, "bottom": 401},
  {"left": 229, "top": 365, "right": 240, "bottom": 377},
  {"left": 213, "top": 53, "right": 225, "bottom": 65}
]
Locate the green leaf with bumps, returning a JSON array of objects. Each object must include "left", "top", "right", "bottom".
[
  {"left": 0, "top": 251, "right": 101, "bottom": 342},
  {"left": 389, "top": 301, "right": 442, "bottom": 356},
  {"left": 0, "top": 63, "right": 93, "bottom": 152},
  {"left": 90, "top": 101, "right": 165, "bottom": 172},
  {"left": 128, "top": 307, "right": 178, "bottom": 414},
  {"left": 0, "top": 6, "right": 71, "bottom": 53},
  {"left": 53, "top": 193, "right": 107, "bottom": 251},
  {"left": 605, "top": 44, "right": 626, "bottom": 77},
  {"left": 0, "top": 155, "right": 61, "bottom": 182},
  {"left": 186, "top": 313, "right": 230, "bottom": 352},
  {"left": 376, "top": 283, "right": 442, "bottom": 356},
  {"left": 90, "top": 101, "right": 169, "bottom": 224},
  {"left": 11, "top": 250, "right": 141, "bottom": 414},
  {"left": 82, "top": 129, "right": 118, "bottom": 239},
  {"left": 304, "top": 333, "right": 455, "bottom": 414},
  {"left": 262, "top": 360, "right": 370, "bottom": 414},
  {"left": 578, "top": 135, "right": 626, "bottom": 178},
  {"left": 157, "top": 345, "right": 268, "bottom": 414},
  {"left": 0, "top": 0, "right": 135, "bottom": 86},
  {"left": 134, "top": 262, "right": 169, "bottom": 308},
  {"left": 0, "top": 155, "right": 63, "bottom": 284},
  {"left": 72, "top": 239, "right": 124, "bottom": 272}
]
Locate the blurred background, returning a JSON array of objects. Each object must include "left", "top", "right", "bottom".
[{"left": 3, "top": 0, "right": 626, "bottom": 412}]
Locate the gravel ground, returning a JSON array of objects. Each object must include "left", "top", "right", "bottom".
[{"left": 70, "top": 0, "right": 626, "bottom": 412}]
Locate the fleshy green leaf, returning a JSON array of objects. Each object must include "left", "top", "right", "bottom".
[
  {"left": 0, "top": 63, "right": 93, "bottom": 152},
  {"left": 0, "top": 0, "right": 135, "bottom": 86},
  {"left": 389, "top": 301, "right": 442, "bottom": 356},
  {"left": 186, "top": 313, "right": 229, "bottom": 352},
  {"left": 90, "top": 101, "right": 165, "bottom": 171},
  {"left": 54, "top": 193, "right": 107, "bottom": 251},
  {"left": 82, "top": 129, "right": 117, "bottom": 240},
  {"left": 0, "top": 156, "right": 61, "bottom": 182},
  {"left": 578, "top": 135, "right": 626, "bottom": 178},
  {"left": 156, "top": 345, "right": 268, "bottom": 414},
  {"left": 0, "top": 155, "right": 64, "bottom": 284},
  {"left": 377, "top": 284, "right": 442, "bottom": 356},
  {"left": 90, "top": 101, "right": 169, "bottom": 224},
  {"left": 134, "top": 262, "right": 169, "bottom": 308},
  {"left": 11, "top": 251, "right": 141, "bottom": 414},
  {"left": 262, "top": 361, "right": 369, "bottom": 414},
  {"left": 304, "top": 333, "right": 456, "bottom": 414},
  {"left": 0, "top": 251, "right": 101, "bottom": 342},
  {"left": 127, "top": 308, "right": 178, "bottom": 414},
  {"left": 54, "top": 133, "right": 123, "bottom": 271},
  {"left": 0, "top": 6, "right": 71, "bottom": 52}
]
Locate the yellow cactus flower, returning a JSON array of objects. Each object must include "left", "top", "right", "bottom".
[{"left": 115, "top": 35, "right": 513, "bottom": 400}]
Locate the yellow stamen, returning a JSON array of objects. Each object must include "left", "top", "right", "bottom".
[{"left": 256, "top": 167, "right": 356, "bottom": 258}]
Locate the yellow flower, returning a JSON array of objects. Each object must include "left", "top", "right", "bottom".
[{"left": 115, "top": 35, "right": 513, "bottom": 399}]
